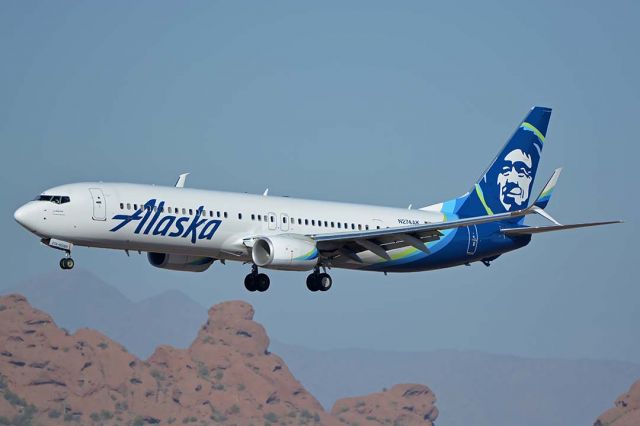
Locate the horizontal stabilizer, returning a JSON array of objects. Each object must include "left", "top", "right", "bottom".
[{"left": 502, "top": 221, "right": 621, "bottom": 236}]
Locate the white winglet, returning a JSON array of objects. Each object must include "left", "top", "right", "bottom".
[{"left": 175, "top": 173, "right": 189, "bottom": 188}]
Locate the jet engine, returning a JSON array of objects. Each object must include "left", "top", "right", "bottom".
[
  {"left": 251, "top": 235, "right": 318, "bottom": 271},
  {"left": 147, "top": 252, "right": 215, "bottom": 272}
]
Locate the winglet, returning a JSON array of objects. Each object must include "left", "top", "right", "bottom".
[
  {"left": 175, "top": 173, "right": 189, "bottom": 188},
  {"left": 533, "top": 167, "right": 562, "bottom": 210}
]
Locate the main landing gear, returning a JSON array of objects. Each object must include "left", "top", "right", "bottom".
[
  {"left": 306, "top": 268, "right": 332, "bottom": 292},
  {"left": 244, "top": 265, "right": 270, "bottom": 292}
]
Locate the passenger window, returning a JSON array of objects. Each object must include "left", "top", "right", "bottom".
[
  {"left": 127, "top": 203, "right": 131, "bottom": 210},
  {"left": 120, "top": 203, "right": 124, "bottom": 210},
  {"left": 238, "top": 213, "right": 242, "bottom": 220},
  {"left": 217, "top": 211, "right": 221, "bottom": 218},
  {"left": 305, "top": 219, "right": 309, "bottom": 225},
  {"left": 188, "top": 209, "right": 192, "bottom": 215},
  {"left": 224, "top": 212, "right": 228, "bottom": 218},
  {"left": 358, "top": 224, "right": 362, "bottom": 230},
  {"left": 270, "top": 216, "right": 275, "bottom": 223},
  {"left": 365, "top": 225, "right": 369, "bottom": 230},
  {"left": 134, "top": 204, "right": 138, "bottom": 210},
  {"left": 283, "top": 217, "right": 287, "bottom": 223},
  {"left": 181, "top": 208, "right": 186, "bottom": 214},
  {"left": 298, "top": 218, "right": 302, "bottom": 225},
  {"left": 351, "top": 223, "right": 355, "bottom": 230},
  {"left": 377, "top": 226, "right": 381, "bottom": 229},
  {"left": 251, "top": 214, "right": 255, "bottom": 221},
  {"left": 337, "top": 222, "right": 341, "bottom": 229},
  {"left": 311, "top": 220, "right": 315, "bottom": 226}
]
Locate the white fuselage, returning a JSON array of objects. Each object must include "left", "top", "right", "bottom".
[{"left": 14, "top": 182, "right": 445, "bottom": 270}]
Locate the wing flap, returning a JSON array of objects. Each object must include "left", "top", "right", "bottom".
[{"left": 502, "top": 221, "right": 621, "bottom": 236}]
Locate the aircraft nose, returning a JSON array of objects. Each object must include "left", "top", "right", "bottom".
[{"left": 14, "top": 203, "right": 40, "bottom": 231}]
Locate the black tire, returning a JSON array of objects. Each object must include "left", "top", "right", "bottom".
[
  {"left": 318, "top": 273, "right": 332, "bottom": 291},
  {"left": 59, "top": 259, "right": 67, "bottom": 270},
  {"left": 256, "top": 273, "right": 270, "bottom": 292},
  {"left": 306, "top": 274, "right": 319, "bottom": 292},
  {"left": 244, "top": 274, "right": 257, "bottom": 292},
  {"left": 65, "top": 258, "right": 74, "bottom": 270}
]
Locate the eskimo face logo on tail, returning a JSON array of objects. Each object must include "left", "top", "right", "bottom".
[
  {"left": 497, "top": 149, "right": 533, "bottom": 211},
  {"left": 109, "top": 199, "right": 221, "bottom": 244}
]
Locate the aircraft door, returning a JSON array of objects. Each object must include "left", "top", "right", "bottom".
[
  {"left": 466, "top": 225, "right": 478, "bottom": 255},
  {"left": 268, "top": 212, "right": 277, "bottom": 230},
  {"left": 89, "top": 188, "right": 107, "bottom": 221},
  {"left": 280, "top": 213, "right": 289, "bottom": 231}
]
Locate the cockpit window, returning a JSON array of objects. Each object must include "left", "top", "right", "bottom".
[{"left": 36, "top": 195, "right": 71, "bottom": 204}]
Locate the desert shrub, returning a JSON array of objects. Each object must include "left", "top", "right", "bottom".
[
  {"left": 214, "top": 369, "right": 224, "bottom": 381},
  {"left": 0, "top": 416, "right": 10, "bottom": 425},
  {"left": 0, "top": 375, "right": 6, "bottom": 389},
  {"left": 355, "top": 401, "right": 365, "bottom": 407},
  {"left": 115, "top": 401, "right": 129, "bottom": 411},
  {"left": 132, "top": 416, "right": 145, "bottom": 426},
  {"left": 300, "top": 410, "right": 312, "bottom": 419},
  {"left": 264, "top": 412, "right": 278, "bottom": 423},
  {"left": 48, "top": 409, "right": 62, "bottom": 418},
  {"left": 4, "top": 389, "right": 27, "bottom": 407},
  {"left": 210, "top": 408, "right": 227, "bottom": 423},
  {"left": 150, "top": 369, "right": 165, "bottom": 381},
  {"left": 197, "top": 362, "right": 209, "bottom": 379},
  {"left": 90, "top": 412, "right": 100, "bottom": 421},
  {"left": 337, "top": 406, "right": 349, "bottom": 413},
  {"left": 212, "top": 382, "right": 224, "bottom": 391},
  {"left": 237, "top": 383, "right": 246, "bottom": 391},
  {"left": 229, "top": 404, "right": 240, "bottom": 415},
  {"left": 100, "top": 409, "right": 113, "bottom": 419},
  {"left": 97, "top": 342, "right": 108, "bottom": 350},
  {"left": 11, "top": 405, "right": 37, "bottom": 426}
]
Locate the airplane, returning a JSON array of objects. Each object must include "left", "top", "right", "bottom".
[{"left": 13, "top": 107, "right": 620, "bottom": 293}]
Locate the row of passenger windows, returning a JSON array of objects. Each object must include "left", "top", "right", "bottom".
[
  {"left": 119, "top": 203, "right": 229, "bottom": 218},
  {"left": 248, "top": 213, "right": 373, "bottom": 230},
  {"left": 118, "top": 202, "right": 377, "bottom": 230}
]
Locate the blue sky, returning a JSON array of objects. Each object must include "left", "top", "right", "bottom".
[{"left": 1, "top": 1, "right": 638, "bottom": 363}]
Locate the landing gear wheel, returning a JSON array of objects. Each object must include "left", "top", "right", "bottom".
[
  {"left": 318, "top": 273, "right": 332, "bottom": 291},
  {"left": 256, "top": 273, "right": 270, "bottom": 292},
  {"left": 306, "top": 274, "right": 319, "bottom": 292},
  {"left": 60, "top": 258, "right": 74, "bottom": 270},
  {"left": 244, "top": 274, "right": 257, "bottom": 292}
]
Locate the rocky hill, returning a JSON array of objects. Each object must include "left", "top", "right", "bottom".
[
  {"left": 0, "top": 294, "right": 438, "bottom": 425},
  {"left": 595, "top": 379, "right": 640, "bottom": 426}
]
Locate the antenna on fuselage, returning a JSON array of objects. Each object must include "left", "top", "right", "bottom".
[
  {"left": 175, "top": 173, "right": 189, "bottom": 188},
  {"left": 263, "top": 188, "right": 269, "bottom": 196}
]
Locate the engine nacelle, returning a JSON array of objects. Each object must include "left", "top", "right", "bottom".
[
  {"left": 252, "top": 235, "right": 318, "bottom": 271},
  {"left": 147, "top": 252, "right": 215, "bottom": 272}
]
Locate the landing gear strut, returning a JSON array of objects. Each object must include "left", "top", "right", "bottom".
[
  {"left": 244, "top": 265, "right": 270, "bottom": 292},
  {"left": 59, "top": 252, "right": 74, "bottom": 270},
  {"left": 306, "top": 267, "right": 332, "bottom": 292}
]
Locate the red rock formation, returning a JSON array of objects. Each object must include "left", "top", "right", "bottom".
[
  {"left": 0, "top": 294, "right": 438, "bottom": 425},
  {"left": 595, "top": 379, "right": 640, "bottom": 426},
  {"left": 332, "top": 384, "right": 438, "bottom": 426}
]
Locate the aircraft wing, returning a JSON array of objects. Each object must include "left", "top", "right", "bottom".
[
  {"left": 309, "top": 169, "right": 620, "bottom": 261},
  {"left": 310, "top": 205, "right": 538, "bottom": 261}
]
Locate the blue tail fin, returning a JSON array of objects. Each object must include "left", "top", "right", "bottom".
[{"left": 441, "top": 106, "right": 552, "bottom": 218}]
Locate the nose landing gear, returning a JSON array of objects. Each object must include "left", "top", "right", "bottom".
[
  {"left": 59, "top": 257, "right": 74, "bottom": 270},
  {"left": 244, "top": 265, "right": 270, "bottom": 292}
]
